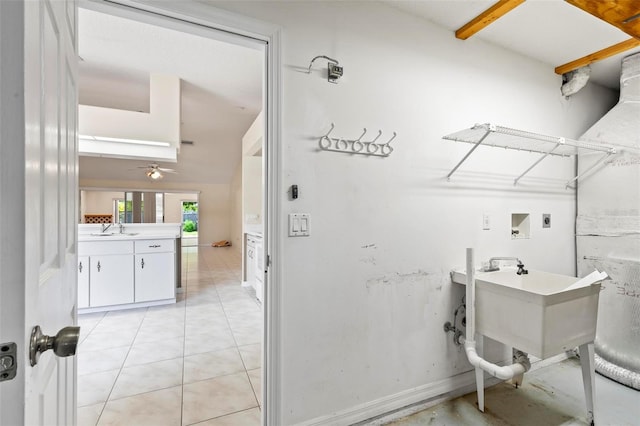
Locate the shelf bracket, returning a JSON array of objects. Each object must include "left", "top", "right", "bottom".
[
  {"left": 565, "top": 150, "right": 615, "bottom": 188},
  {"left": 447, "top": 128, "right": 492, "bottom": 180},
  {"left": 513, "top": 138, "right": 563, "bottom": 185}
]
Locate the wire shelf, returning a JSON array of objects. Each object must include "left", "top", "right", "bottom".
[{"left": 443, "top": 123, "right": 617, "bottom": 187}]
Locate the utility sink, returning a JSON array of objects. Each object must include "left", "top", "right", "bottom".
[{"left": 451, "top": 268, "right": 604, "bottom": 359}]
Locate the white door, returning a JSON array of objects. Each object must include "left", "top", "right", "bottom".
[{"left": 0, "top": 0, "right": 78, "bottom": 425}]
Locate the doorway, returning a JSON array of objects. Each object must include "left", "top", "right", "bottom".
[{"left": 76, "top": 2, "right": 276, "bottom": 424}]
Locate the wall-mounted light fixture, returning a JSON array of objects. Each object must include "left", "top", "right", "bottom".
[{"left": 307, "top": 55, "right": 343, "bottom": 83}]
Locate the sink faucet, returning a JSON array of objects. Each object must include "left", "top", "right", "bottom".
[
  {"left": 486, "top": 257, "right": 528, "bottom": 275},
  {"left": 118, "top": 222, "right": 125, "bottom": 234},
  {"left": 101, "top": 223, "right": 113, "bottom": 233}
]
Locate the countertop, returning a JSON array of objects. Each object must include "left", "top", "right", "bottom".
[
  {"left": 78, "top": 233, "right": 180, "bottom": 242},
  {"left": 78, "top": 223, "right": 182, "bottom": 242}
]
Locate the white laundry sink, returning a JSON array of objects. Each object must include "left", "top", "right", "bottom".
[{"left": 451, "top": 268, "right": 603, "bottom": 359}]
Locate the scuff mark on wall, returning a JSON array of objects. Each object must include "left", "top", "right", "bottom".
[
  {"left": 366, "top": 270, "right": 430, "bottom": 289},
  {"left": 361, "top": 243, "right": 377, "bottom": 249},
  {"left": 360, "top": 256, "right": 377, "bottom": 265}
]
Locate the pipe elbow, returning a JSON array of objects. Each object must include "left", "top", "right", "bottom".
[{"left": 464, "top": 341, "right": 530, "bottom": 380}]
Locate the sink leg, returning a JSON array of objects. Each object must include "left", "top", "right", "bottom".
[
  {"left": 579, "top": 342, "right": 595, "bottom": 425},
  {"left": 475, "top": 334, "right": 485, "bottom": 412}
]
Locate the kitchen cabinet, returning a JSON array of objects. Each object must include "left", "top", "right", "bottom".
[
  {"left": 254, "top": 238, "right": 264, "bottom": 303},
  {"left": 90, "top": 254, "right": 134, "bottom": 307},
  {"left": 78, "top": 237, "right": 176, "bottom": 312},
  {"left": 78, "top": 256, "right": 89, "bottom": 309},
  {"left": 134, "top": 239, "right": 175, "bottom": 303},
  {"left": 244, "top": 233, "right": 263, "bottom": 303}
]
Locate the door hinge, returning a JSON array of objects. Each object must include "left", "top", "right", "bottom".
[
  {"left": 267, "top": 255, "right": 271, "bottom": 267},
  {"left": 0, "top": 343, "right": 17, "bottom": 382}
]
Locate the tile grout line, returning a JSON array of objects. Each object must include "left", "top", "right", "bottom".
[{"left": 201, "top": 249, "right": 262, "bottom": 409}]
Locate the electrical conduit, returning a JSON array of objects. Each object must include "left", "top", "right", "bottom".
[{"left": 463, "top": 248, "right": 531, "bottom": 380}]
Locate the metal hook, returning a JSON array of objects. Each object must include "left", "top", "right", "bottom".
[
  {"left": 354, "top": 128, "right": 367, "bottom": 143},
  {"left": 319, "top": 123, "right": 335, "bottom": 149},
  {"left": 381, "top": 132, "right": 397, "bottom": 155},
  {"left": 386, "top": 132, "right": 397, "bottom": 145},
  {"left": 323, "top": 123, "right": 335, "bottom": 138},
  {"left": 369, "top": 130, "right": 382, "bottom": 144}
]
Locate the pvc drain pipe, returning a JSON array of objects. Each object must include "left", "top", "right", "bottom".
[{"left": 464, "top": 248, "right": 530, "bottom": 380}]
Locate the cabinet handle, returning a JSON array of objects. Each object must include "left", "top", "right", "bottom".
[
  {"left": 97, "top": 261, "right": 101, "bottom": 272},
  {"left": 148, "top": 244, "right": 161, "bottom": 248},
  {"left": 79, "top": 261, "right": 83, "bottom": 273},
  {"left": 141, "top": 258, "right": 145, "bottom": 269}
]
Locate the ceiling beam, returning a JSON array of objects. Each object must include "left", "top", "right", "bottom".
[
  {"left": 555, "top": 37, "right": 640, "bottom": 75},
  {"left": 565, "top": 0, "right": 640, "bottom": 39},
  {"left": 455, "top": 0, "right": 526, "bottom": 40}
]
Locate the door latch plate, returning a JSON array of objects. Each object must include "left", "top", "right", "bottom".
[{"left": 0, "top": 343, "right": 17, "bottom": 382}]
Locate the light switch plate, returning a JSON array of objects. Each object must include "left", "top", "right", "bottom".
[
  {"left": 289, "top": 213, "right": 310, "bottom": 237},
  {"left": 482, "top": 213, "right": 490, "bottom": 230}
]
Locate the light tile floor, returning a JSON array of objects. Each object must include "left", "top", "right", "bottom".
[{"left": 77, "top": 246, "right": 262, "bottom": 426}]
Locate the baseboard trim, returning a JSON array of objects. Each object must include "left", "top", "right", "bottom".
[
  {"left": 296, "top": 352, "right": 571, "bottom": 426},
  {"left": 296, "top": 370, "right": 481, "bottom": 426}
]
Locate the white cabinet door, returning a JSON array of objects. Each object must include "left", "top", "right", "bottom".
[
  {"left": 78, "top": 256, "right": 90, "bottom": 309},
  {"left": 135, "top": 252, "right": 175, "bottom": 302},
  {"left": 90, "top": 254, "right": 134, "bottom": 307}
]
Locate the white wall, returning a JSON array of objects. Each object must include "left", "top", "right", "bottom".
[
  {"left": 242, "top": 156, "right": 262, "bottom": 227},
  {"left": 229, "top": 164, "right": 243, "bottom": 250},
  {"left": 80, "top": 179, "right": 229, "bottom": 244},
  {"left": 211, "top": 2, "right": 619, "bottom": 424}
]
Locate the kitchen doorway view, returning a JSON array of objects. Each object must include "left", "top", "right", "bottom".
[{"left": 76, "top": 4, "right": 266, "bottom": 425}]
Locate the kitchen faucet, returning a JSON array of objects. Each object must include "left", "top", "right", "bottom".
[
  {"left": 485, "top": 257, "right": 528, "bottom": 275},
  {"left": 101, "top": 223, "right": 113, "bottom": 233},
  {"left": 118, "top": 222, "right": 124, "bottom": 234}
]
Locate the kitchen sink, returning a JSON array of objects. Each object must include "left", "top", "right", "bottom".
[
  {"left": 90, "top": 232, "right": 115, "bottom": 236},
  {"left": 451, "top": 267, "right": 604, "bottom": 359}
]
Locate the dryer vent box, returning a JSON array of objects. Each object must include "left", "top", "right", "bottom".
[{"left": 512, "top": 213, "right": 530, "bottom": 239}]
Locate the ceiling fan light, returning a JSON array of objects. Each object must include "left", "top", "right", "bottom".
[{"left": 147, "top": 169, "right": 163, "bottom": 180}]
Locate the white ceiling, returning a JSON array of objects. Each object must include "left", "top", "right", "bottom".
[
  {"left": 79, "top": 2, "right": 637, "bottom": 185},
  {"left": 78, "top": 7, "right": 263, "bottom": 185},
  {"left": 385, "top": 0, "right": 640, "bottom": 90}
]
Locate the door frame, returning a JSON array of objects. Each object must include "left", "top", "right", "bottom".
[{"left": 80, "top": 1, "right": 283, "bottom": 423}]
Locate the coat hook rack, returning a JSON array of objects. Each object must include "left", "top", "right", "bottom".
[
  {"left": 319, "top": 123, "right": 396, "bottom": 157},
  {"left": 307, "top": 55, "right": 343, "bottom": 83}
]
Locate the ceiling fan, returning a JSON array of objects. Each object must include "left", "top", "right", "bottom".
[{"left": 135, "top": 163, "right": 177, "bottom": 180}]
